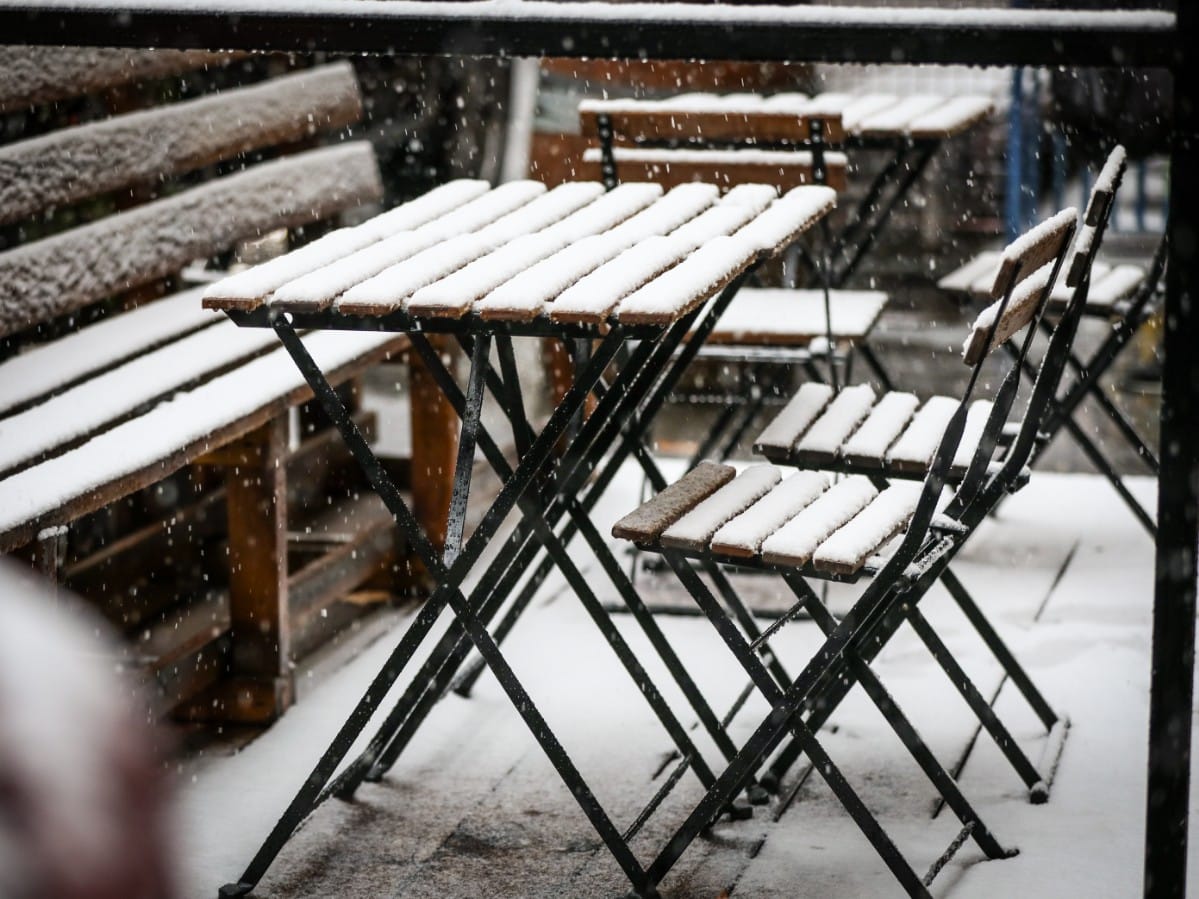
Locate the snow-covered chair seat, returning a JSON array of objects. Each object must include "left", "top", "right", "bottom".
[
  {"left": 751, "top": 206, "right": 1082, "bottom": 482},
  {"left": 0, "top": 54, "right": 393, "bottom": 724},
  {"left": 615, "top": 460, "right": 923, "bottom": 578}
]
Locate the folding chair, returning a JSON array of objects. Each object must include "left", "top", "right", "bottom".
[
  {"left": 581, "top": 94, "right": 895, "bottom": 466},
  {"left": 610, "top": 188, "right": 1111, "bottom": 896},
  {"left": 939, "top": 146, "right": 1165, "bottom": 536}
]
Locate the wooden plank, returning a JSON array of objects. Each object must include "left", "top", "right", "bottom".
[
  {"left": 0, "top": 319, "right": 280, "bottom": 477},
  {"left": 0, "top": 330, "right": 408, "bottom": 552},
  {"left": 0, "top": 285, "right": 218, "bottom": 416},
  {"left": 0, "top": 141, "right": 383, "bottom": 338},
  {"left": 202, "top": 179, "right": 492, "bottom": 312},
  {"left": 0, "top": 45, "right": 231, "bottom": 113},
  {"left": 840, "top": 391, "right": 921, "bottom": 468},
  {"left": 753, "top": 382, "right": 836, "bottom": 457},
  {"left": 706, "top": 287, "right": 887, "bottom": 346},
  {"left": 579, "top": 101, "right": 847, "bottom": 145},
  {"left": 811, "top": 483, "right": 921, "bottom": 575},
  {"left": 759, "top": 475, "right": 877, "bottom": 568},
  {"left": 611, "top": 460, "right": 734, "bottom": 544},
  {"left": 988, "top": 207, "right": 1076, "bottom": 300},
  {"left": 963, "top": 261, "right": 1056, "bottom": 365},
  {"left": 906, "top": 95, "right": 995, "bottom": 139},
  {"left": 660, "top": 463, "right": 781, "bottom": 552},
  {"left": 409, "top": 336, "right": 457, "bottom": 559},
  {"left": 710, "top": 470, "right": 831, "bottom": 559},
  {"left": 0, "top": 63, "right": 364, "bottom": 225},
  {"left": 475, "top": 184, "right": 664, "bottom": 322},
  {"left": 792, "top": 383, "right": 877, "bottom": 467},
  {"left": 615, "top": 233, "right": 759, "bottom": 325}
]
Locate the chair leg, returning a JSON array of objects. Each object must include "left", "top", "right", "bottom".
[
  {"left": 905, "top": 607, "right": 1050, "bottom": 802},
  {"left": 793, "top": 578, "right": 1014, "bottom": 861},
  {"left": 940, "top": 567, "right": 1059, "bottom": 729},
  {"left": 653, "top": 554, "right": 993, "bottom": 897},
  {"left": 195, "top": 417, "right": 294, "bottom": 725}
]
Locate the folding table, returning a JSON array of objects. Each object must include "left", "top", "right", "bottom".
[{"left": 201, "top": 176, "right": 837, "bottom": 897}]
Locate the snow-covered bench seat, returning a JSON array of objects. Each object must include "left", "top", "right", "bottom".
[{"left": 0, "top": 52, "right": 402, "bottom": 723}]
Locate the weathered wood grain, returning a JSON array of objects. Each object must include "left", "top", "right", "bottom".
[{"left": 0, "top": 62, "right": 363, "bottom": 225}]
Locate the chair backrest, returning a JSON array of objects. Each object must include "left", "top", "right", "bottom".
[
  {"left": 946, "top": 145, "right": 1127, "bottom": 529},
  {"left": 985, "top": 148, "right": 1127, "bottom": 496},
  {"left": 876, "top": 202, "right": 1081, "bottom": 577},
  {"left": 578, "top": 94, "right": 849, "bottom": 192}
]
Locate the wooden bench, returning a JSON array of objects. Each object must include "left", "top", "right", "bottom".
[{"left": 0, "top": 49, "right": 428, "bottom": 724}]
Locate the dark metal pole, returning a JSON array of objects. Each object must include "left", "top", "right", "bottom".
[{"left": 1145, "top": 18, "right": 1199, "bottom": 895}]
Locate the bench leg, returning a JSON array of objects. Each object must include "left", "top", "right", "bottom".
[
  {"left": 205, "top": 418, "right": 294, "bottom": 724},
  {"left": 34, "top": 524, "right": 68, "bottom": 601},
  {"left": 409, "top": 338, "right": 457, "bottom": 564}
]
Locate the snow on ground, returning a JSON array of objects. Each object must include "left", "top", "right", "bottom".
[{"left": 175, "top": 466, "right": 1191, "bottom": 898}]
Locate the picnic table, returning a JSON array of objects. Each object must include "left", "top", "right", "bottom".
[{"left": 202, "top": 176, "right": 838, "bottom": 896}]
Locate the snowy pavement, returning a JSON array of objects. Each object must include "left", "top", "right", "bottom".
[{"left": 174, "top": 466, "right": 1190, "bottom": 898}]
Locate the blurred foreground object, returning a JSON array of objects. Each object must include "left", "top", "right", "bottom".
[{"left": 0, "top": 560, "right": 175, "bottom": 899}]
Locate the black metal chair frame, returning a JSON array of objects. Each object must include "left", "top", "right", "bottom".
[
  {"left": 744, "top": 147, "right": 1133, "bottom": 802},
  {"left": 615, "top": 194, "right": 1112, "bottom": 896}
]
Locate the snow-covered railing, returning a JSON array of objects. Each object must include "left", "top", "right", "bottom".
[{"left": 0, "top": 1, "right": 1177, "bottom": 68}]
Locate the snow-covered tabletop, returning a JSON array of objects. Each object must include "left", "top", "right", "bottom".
[{"left": 203, "top": 179, "right": 837, "bottom": 329}]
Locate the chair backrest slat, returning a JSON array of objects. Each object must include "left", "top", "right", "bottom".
[
  {"left": 985, "top": 206, "right": 1077, "bottom": 300},
  {"left": 994, "top": 157, "right": 1127, "bottom": 492},
  {"left": 962, "top": 260, "right": 1059, "bottom": 366},
  {"left": 1083, "top": 145, "right": 1128, "bottom": 227}
]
